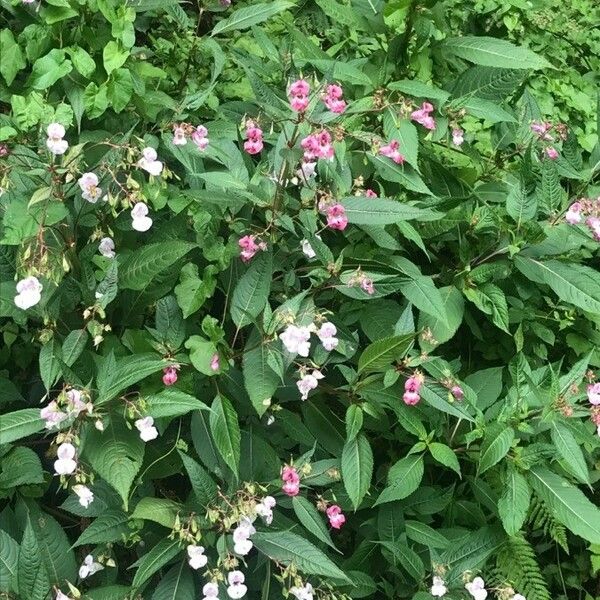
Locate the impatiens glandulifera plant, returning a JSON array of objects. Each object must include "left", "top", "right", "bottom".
[{"left": 0, "top": 1, "right": 599, "bottom": 600}]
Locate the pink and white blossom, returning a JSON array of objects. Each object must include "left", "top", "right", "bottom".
[
  {"left": 411, "top": 101, "right": 436, "bottom": 130},
  {"left": 322, "top": 84, "right": 346, "bottom": 114},
  {"left": 172, "top": 126, "right": 187, "bottom": 146},
  {"left": 46, "top": 123, "right": 68, "bottom": 155},
  {"left": 452, "top": 128, "right": 465, "bottom": 146},
  {"left": 99, "top": 237, "right": 115, "bottom": 258},
  {"left": 137, "top": 147, "right": 163, "bottom": 176},
  {"left": 379, "top": 139, "right": 405, "bottom": 164},
  {"left": 162, "top": 366, "right": 178, "bottom": 386},
  {"left": 14, "top": 276, "right": 43, "bottom": 310},
  {"left": 202, "top": 582, "right": 220, "bottom": 599},
  {"left": 280, "top": 324, "right": 312, "bottom": 356},
  {"left": 587, "top": 383, "right": 600, "bottom": 405},
  {"left": 78, "top": 172, "right": 102, "bottom": 203},
  {"left": 288, "top": 79, "right": 310, "bottom": 112},
  {"left": 227, "top": 571, "right": 247, "bottom": 599},
  {"left": 465, "top": 577, "right": 488, "bottom": 600},
  {"left": 135, "top": 416, "right": 158, "bottom": 442},
  {"left": 79, "top": 554, "right": 104, "bottom": 579},
  {"left": 317, "top": 322, "right": 338, "bottom": 351},
  {"left": 192, "top": 125, "right": 209, "bottom": 151},
  {"left": 131, "top": 202, "right": 153, "bottom": 232},
  {"left": 430, "top": 576, "right": 447, "bottom": 597},
  {"left": 326, "top": 504, "right": 346, "bottom": 529},
  {"left": 40, "top": 401, "right": 68, "bottom": 429},
  {"left": 297, "top": 369, "right": 324, "bottom": 401},
  {"left": 326, "top": 203, "right": 348, "bottom": 230},
  {"left": 565, "top": 202, "right": 582, "bottom": 224},
  {"left": 238, "top": 235, "right": 266, "bottom": 262},
  {"left": 72, "top": 484, "right": 94, "bottom": 508},
  {"left": 54, "top": 442, "right": 77, "bottom": 475}
]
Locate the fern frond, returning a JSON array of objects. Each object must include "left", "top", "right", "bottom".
[{"left": 528, "top": 495, "right": 569, "bottom": 553}]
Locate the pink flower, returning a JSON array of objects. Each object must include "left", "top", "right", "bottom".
[
  {"left": 288, "top": 79, "right": 310, "bottom": 112},
  {"left": 452, "top": 128, "right": 464, "bottom": 146},
  {"left": 410, "top": 102, "right": 436, "bottom": 130},
  {"left": 282, "top": 465, "right": 300, "bottom": 496},
  {"left": 451, "top": 385, "right": 464, "bottom": 400},
  {"left": 173, "top": 126, "right": 187, "bottom": 146},
  {"left": 545, "top": 146, "right": 559, "bottom": 160},
  {"left": 403, "top": 373, "right": 424, "bottom": 405},
  {"left": 243, "top": 123, "right": 264, "bottom": 155},
  {"left": 296, "top": 369, "right": 324, "bottom": 400},
  {"left": 403, "top": 391, "right": 421, "bottom": 405},
  {"left": 210, "top": 353, "right": 220, "bottom": 371},
  {"left": 565, "top": 202, "right": 582, "bottom": 224},
  {"left": 280, "top": 324, "right": 312, "bottom": 356},
  {"left": 162, "top": 366, "right": 178, "bottom": 386},
  {"left": 379, "top": 139, "right": 405, "bottom": 164},
  {"left": 326, "top": 203, "right": 348, "bottom": 230},
  {"left": 326, "top": 505, "right": 346, "bottom": 529},
  {"left": 323, "top": 84, "right": 347, "bottom": 114},
  {"left": 365, "top": 189, "right": 377, "bottom": 198},
  {"left": 360, "top": 276, "right": 374, "bottom": 295},
  {"left": 238, "top": 235, "right": 267, "bottom": 262},
  {"left": 588, "top": 383, "right": 600, "bottom": 405},
  {"left": 192, "top": 126, "right": 209, "bottom": 151},
  {"left": 531, "top": 121, "right": 553, "bottom": 141},
  {"left": 586, "top": 216, "right": 600, "bottom": 241},
  {"left": 40, "top": 401, "right": 68, "bottom": 429},
  {"left": 301, "top": 131, "right": 334, "bottom": 161},
  {"left": 317, "top": 322, "right": 338, "bottom": 351}
]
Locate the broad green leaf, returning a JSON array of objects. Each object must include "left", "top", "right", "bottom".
[
  {"left": 131, "top": 498, "right": 181, "bottom": 529},
  {"left": 151, "top": 562, "right": 194, "bottom": 600},
  {"left": 357, "top": 334, "right": 414, "bottom": 374},
  {"left": 211, "top": 1, "right": 293, "bottom": 35},
  {"left": 460, "top": 97, "right": 516, "bottom": 123},
  {"left": 252, "top": 531, "right": 351, "bottom": 582},
  {"left": 230, "top": 252, "right": 273, "bottom": 328},
  {"left": 0, "top": 530, "right": 18, "bottom": 593},
  {"left": 131, "top": 539, "right": 181, "bottom": 589},
  {"left": 185, "top": 335, "right": 218, "bottom": 376},
  {"left": 0, "top": 30, "right": 26, "bottom": 86},
  {"left": 39, "top": 338, "right": 61, "bottom": 391},
  {"left": 379, "top": 541, "right": 425, "bottom": 580},
  {"left": 86, "top": 586, "right": 132, "bottom": 600},
  {"left": 369, "top": 155, "right": 435, "bottom": 196},
  {"left": 451, "top": 67, "right": 525, "bottom": 100},
  {"left": 0, "top": 447, "right": 44, "bottom": 488},
  {"left": 550, "top": 421, "right": 589, "bottom": 484},
  {"left": 209, "top": 396, "right": 241, "bottom": 476},
  {"left": 84, "top": 417, "right": 144, "bottom": 510},
  {"left": 345, "top": 405, "right": 363, "bottom": 440},
  {"left": 29, "top": 49, "right": 72, "bottom": 89},
  {"left": 61, "top": 329, "right": 88, "bottom": 367},
  {"left": 400, "top": 276, "right": 448, "bottom": 324},
  {"left": 478, "top": 425, "right": 514, "bottom": 474},
  {"left": 103, "top": 41, "right": 129, "bottom": 74},
  {"left": 428, "top": 443, "right": 461, "bottom": 476},
  {"left": 506, "top": 181, "right": 537, "bottom": 224},
  {"left": 68, "top": 46, "right": 96, "bottom": 78},
  {"left": 341, "top": 197, "right": 440, "bottom": 225},
  {"left": 242, "top": 329, "right": 280, "bottom": 416},
  {"left": 18, "top": 519, "right": 49, "bottom": 600},
  {"left": 418, "top": 286, "right": 464, "bottom": 352},
  {"left": 107, "top": 68, "right": 133, "bottom": 113},
  {"left": 73, "top": 510, "right": 130, "bottom": 546},
  {"left": 388, "top": 80, "right": 450, "bottom": 103},
  {"left": 342, "top": 433, "right": 373, "bottom": 509},
  {"left": 442, "top": 36, "right": 552, "bottom": 69},
  {"left": 292, "top": 496, "right": 338, "bottom": 551},
  {"left": 463, "top": 283, "right": 510, "bottom": 332},
  {"left": 528, "top": 466, "right": 600, "bottom": 544},
  {"left": 178, "top": 451, "right": 218, "bottom": 507},
  {"left": 119, "top": 242, "right": 195, "bottom": 290},
  {"left": 144, "top": 388, "right": 210, "bottom": 419},
  {"left": 375, "top": 455, "right": 424, "bottom": 505},
  {"left": 405, "top": 520, "right": 449, "bottom": 549},
  {"left": 0, "top": 409, "right": 45, "bottom": 445},
  {"left": 498, "top": 468, "right": 530, "bottom": 535}
]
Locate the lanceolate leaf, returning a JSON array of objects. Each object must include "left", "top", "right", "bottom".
[
  {"left": 292, "top": 496, "right": 338, "bottom": 551},
  {"left": 498, "top": 468, "right": 530, "bottom": 535},
  {"left": 0, "top": 530, "right": 19, "bottom": 593},
  {"left": 0, "top": 409, "right": 45, "bottom": 445},
  {"left": 375, "top": 454, "right": 424, "bottom": 505},
  {"left": 211, "top": 1, "right": 293, "bottom": 35},
  {"left": 341, "top": 433, "right": 373, "bottom": 509},
  {"left": 131, "top": 539, "right": 181, "bottom": 589},
  {"left": 550, "top": 421, "right": 589, "bottom": 483},
  {"left": 209, "top": 395, "right": 241, "bottom": 476},
  {"left": 341, "top": 197, "right": 440, "bottom": 224},
  {"left": 230, "top": 252, "right": 273, "bottom": 328},
  {"left": 478, "top": 426, "right": 514, "bottom": 474},
  {"left": 357, "top": 334, "right": 414, "bottom": 374}
]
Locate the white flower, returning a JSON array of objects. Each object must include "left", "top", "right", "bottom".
[
  {"left": 317, "top": 321, "right": 338, "bottom": 351},
  {"left": 72, "top": 484, "right": 94, "bottom": 508},
  {"left": 297, "top": 161, "right": 317, "bottom": 182},
  {"left": 173, "top": 126, "right": 187, "bottom": 146},
  {"left": 301, "top": 239, "right": 316, "bottom": 259},
  {"left": 54, "top": 442, "right": 77, "bottom": 475},
  {"left": 78, "top": 172, "right": 102, "bottom": 203},
  {"left": 297, "top": 369, "right": 324, "bottom": 401},
  {"left": 465, "top": 577, "right": 487, "bottom": 600},
  {"left": 55, "top": 591, "right": 73, "bottom": 600},
  {"left": 430, "top": 576, "right": 447, "bottom": 597},
  {"left": 255, "top": 496, "right": 276, "bottom": 525},
  {"left": 233, "top": 538, "right": 253, "bottom": 556},
  {"left": 66, "top": 389, "right": 88, "bottom": 416},
  {"left": 98, "top": 237, "right": 115, "bottom": 258},
  {"left": 131, "top": 202, "right": 153, "bottom": 232},
  {"left": 187, "top": 544, "right": 208, "bottom": 570},
  {"left": 227, "top": 571, "right": 247, "bottom": 599},
  {"left": 40, "top": 401, "right": 68, "bottom": 429},
  {"left": 290, "top": 583, "right": 314, "bottom": 600},
  {"left": 135, "top": 416, "right": 158, "bottom": 442},
  {"left": 138, "top": 147, "right": 163, "bottom": 176},
  {"left": 511, "top": 595, "right": 526, "bottom": 600},
  {"left": 94, "top": 419, "right": 105, "bottom": 431},
  {"left": 14, "top": 276, "right": 43, "bottom": 310},
  {"left": 452, "top": 127, "right": 464, "bottom": 147},
  {"left": 79, "top": 554, "right": 104, "bottom": 579},
  {"left": 202, "top": 582, "right": 220, "bottom": 599},
  {"left": 46, "top": 123, "right": 68, "bottom": 155},
  {"left": 279, "top": 324, "right": 312, "bottom": 356}
]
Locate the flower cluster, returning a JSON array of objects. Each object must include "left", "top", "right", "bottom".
[
  {"left": 301, "top": 130, "right": 334, "bottom": 161},
  {"left": 403, "top": 372, "right": 424, "bottom": 406},
  {"left": 281, "top": 464, "right": 301, "bottom": 496},
  {"left": 243, "top": 121, "right": 264, "bottom": 155},
  {"left": 322, "top": 84, "right": 347, "bottom": 114},
  {"left": 46, "top": 122, "right": 68, "bottom": 155},
  {"left": 289, "top": 79, "right": 310, "bottom": 112},
  {"left": 465, "top": 576, "right": 488, "bottom": 600},
  {"left": 411, "top": 101, "right": 436, "bottom": 130},
  {"left": 530, "top": 120, "right": 567, "bottom": 160},
  {"left": 172, "top": 123, "right": 210, "bottom": 150},
  {"left": 238, "top": 235, "right": 267, "bottom": 262},
  {"left": 564, "top": 196, "right": 600, "bottom": 242}
]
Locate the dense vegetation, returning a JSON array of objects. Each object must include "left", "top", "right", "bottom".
[{"left": 0, "top": 1, "right": 599, "bottom": 600}]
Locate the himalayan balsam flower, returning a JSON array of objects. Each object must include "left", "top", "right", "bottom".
[
  {"left": 297, "top": 369, "right": 324, "bottom": 401},
  {"left": 452, "top": 128, "right": 465, "bottom": 146},
  {"left": 326, "top": 203, "right": 348, "bottom": 230},
  {"left": 326, "top": 505, "right": 346, "bottom": 529},
  {"left": 162, "top": 366, "right": 178, "bottom": 386},
  {"left": 565, "top": 202, "right": 582, "bottom": 224},
  {"left": 323, "top": 84, "right": 347, "bottom": 114},
  {"left": 40, "top": 401, "right": 67, "bottom": 429},
  {"left": 72, "top": 484, "right": 94, "bottom": 508},
  {"left": 280, "top": 324, "right": 312, "bottom": 356},
  {"left": 451, "top": 385, "right": 464, "bottom": 400},
  {"left": 365, "top": 189, "right": 377, "bottom": 198},
  {"left": 202, "top": 582, "right": 220, "bottom": 600},
  {"left": 360, "top": 276, "right": 374, "bottom": 295},
  {"left": 297, "top": 160, "right": 317, "bottom": 182},
  {"left": 232, "top": 517, "right": 255, "bottom": 556},
  {"left": 131, "top": 202, "right": 153, "bottom": 232},
  {"left": 255, "top": 496, "right": 276, "bottom": 525},
  {"left": 586, "top": 216, "right": 600, "bottom": 241},
  {"left": 187, "top": 545, "right": 208, "bottom": 570},
  {"left": 173, "top": 125, "right": 187, "bottom": 146},
  {"left": 238, "top": 235, "right": 266, "bottom": 262},
  {"left": 301, "top": 131, "right": 334, "bottom": 161},
  {"left": 545, "top": 146, "right": 559, "bottom": 160},
  {"left": 411, "top": 101, "right": 436, "bottom": 130},
  {"left": 288, "top": 79, "right": 310, "bottom": 112},
  {"left": 531, "top": 121, "right": 553, "bottom": 140},
  {"left": 137, "top": 147, "right": 163, "bottom": 176},
  {"left": 465, "top": 577, "right": 488, "bottom": 600},
  {"left": 587, "top": 383, "right": 600, "bottom": 405},
  {"left": 281, "top": 465, "right": 300, "bottom": 496},
  {"left": 290, "top": 583, "right": 314, "bottom": 600},
  {"left": 379, "top": 139, "right": 404, "bottom": 164},
  {"left": 244, "top": 122, "right": 264, "bottom": 155},
  {"left": 99, "top": 237, "right": 115, "bottom": 258},
  {"left": 227, "top": 571, "right": 247, "bottom": 599},
  {"left": 78, "top": 172, "right": 102, "bottom": 203},
  {"left": 301, "top": 239, "right": 316, "bottom": 259},
  {"left": 430, "top": 576, "right": 447, "bottom": 597},
  {"left": 210, "top": 353, "right": 220, "bottom": 372},
  {"left": 54, "top": 442, "right": 77, "bottom": 475},
  {"left": 317, "top": 322, "right": 338, "bottom": 351},
  {"left": 46, "top": 123, "right": 68, "bottom": 155},
  {"left": 512, "top": 595, "right": 526, "bottom": 600},
  {"left": 79, "top": 554, "right": 104, "bottom": 579},
  {"left": 56, "top": 591, "right": 73, "bottom": 600},
  {"left": 192, "top": 125, "right": 209, "bottom": 151},
  {"left": 403, "top": 373, "right": 424, "bottom": 406},
  {"left": 65, "top": 389, "right": 88, "bottom": 417},
  {"left": 14, "top": 276, "right": 43, "bottom": 310},
  {"left": 135, "top": 416, "right": 158, "bottom": 442}
]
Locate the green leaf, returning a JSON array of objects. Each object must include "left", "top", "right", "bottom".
[
  {"left": 342, "top": 433, "right": 373, "bottom": 509},
  {"left": 68, "top": 46, "right": 96, "bottom": 78},
  {"left": 0, "top": 409, "right": 45, "bottom": 445},
  {"left": 345, "top": 405, "right": 363, "bottom": 440},
  {"left": 514, "top": 257, "right": 600, "bottom": 315},
  {"left": 451, "top": 67, "right": 525, "bottom": 100},
  {"left": 528, "top": 466, "right": 600, "bottom": 544},
  {"left": 103, "top": 41, "right": 129, "bottom": 75},
  {"left": 388, "top": 80, "right": 450, "bottom": 103},
  {"left": 418, "top": 286, "right": 464, "bottom": 352},
  {"left": 39, "top": 338, "right": 61, "bottom": 391},
  {"left": 378, "top": 541, "right": 425, "bottom": 580},
  {"left": 86, "top": 586, "right": 133, "bottom": 600},
  {"left": 498, "top": 468, "right": 530, "bottom": 535},
  {"left": 550, "top": 421, "right": 589, "bottom": 484},
  {"left": 0, "top": 530, "right": 18, "bottom": 593},
  {"left": 420, "top": 383, "right": 475, "bottom": 422},
  {"left": 405, "top": 520, "right": 449, "bottom": 549},
  {"left": 463, "top": 283, "right": 510, "bottom": 332},
  {"left": 211, "top": 1, "right": 293, "bottom": 35},
  {"left": 84, "top": 417, "right": 144, "bottom": 510},
  {"left": 145, "top": 388, "right": 210, "bottom": 419},
  {"left": 429, "top": 442, "right": 461, "bottom": 476},
  {"left": 73, "top": 510, "right": 130, "bottom": 546},
  {"left": 175, "top": 263, "right": 217, "bottom": 318},
  {"left": 230, "top": 252, "right": 273, "bottom": 328},
  {"left": 375, "top": 455, "right": 424, "bottom": 505},
  {"left": 242, "top": 329, "right": 280, "bottom": 416},
  {"left": 18, "top": 519, "right": 50, "bottom": 600},
  {"left": 29, "top": 49, "right": 73, "bottom": 90},
  {"left": 252, "top": 531, "right": 351, "bottom": 582},
  {"left": 441, "top": 36, "right": 552, "bottom": 69},
  {"left": 357, "top": 334, "right": 414, "bottom": 374},
  {"left": 151, "top": 562, "right": 194, "bottom": 600},
  {"left": 131, "top": 539, "right": 181, "bottom": 589},
  {"left": 460, "top": 97, "right": 516, "bottom": 123},
  {"left": 0, "top": 30, "right": 26, "bottom": 86},
  {"left": 131, "top": 498, "right": 181, "bottom": 529},
  {"left": 369, "top": 155, "right": 435, "bottom": 196},
  {"left": 178, "top": 451, "right": 218, "bottom": 507},
  {"left": 119, "top": 242, "right": 195, "bottom": 291},
  {"left": 506, "top": 181, "right": 537, "bottom": 224},
  {"left": 61, "top": 329, "right": 88, "bottom": 367},
  {"left": 0, "top": 447, "right": 44, "bottom": 488},
  {"left": 292, "top": 496, "right": 337, "bottom": 550},
  {"left": 341, "top": 197, "right": 440, "bottom": 225},
  {"left": 478, "top": 426, "right": 514, "bottom": 474},
  {"left": 400, "top": 276, "right": 448, "bottom": 324},
  {"left": 107, "top": 68, "right": 133, "bottom": 113},
  {"left": 209, "top": 396, "right": 241, "bottom": 476}
]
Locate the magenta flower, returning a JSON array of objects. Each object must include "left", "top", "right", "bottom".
[
  {"left": 288, "top": 79, "right": 310, "bottom": 112},
  {"left": 326, "top": 203, "right": 348, "bottom": 230},
  {"left": 323, "top": 84, "right": 347, "bottom": 114},
  {"left": 410, "top": 102, "right": 436, "bottom": 130},
  {"left": 326, "top": 505, "right": 346, "bottom": 529},
  {"left": 162, "top": 366, "right": 178, "bottom": 386},
  {"left": 379, "top": 139, "right": 405, "bottom": 164}
]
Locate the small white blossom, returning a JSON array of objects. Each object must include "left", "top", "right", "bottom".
[
  {"left": 279, "top": 324, "right": 312, "bottom": 356},
  {"left": 135, "top": 416, "right": 158, "bottom": 442},
  {"left": 202, "top": 582, "right": 220, "bottom": 599},
  {"left": 40, "top": 401, "right": 68, "bottom": 429},
  {"left": 301, "top": 239, "right": 316, "bottom": 259},
  {"left": 297, "top": 369, "right": 324, "bottom": 401},
  {"left": 289, "top": 583, "right": 314, "bottom": 600},
  {"left": 465, "top": 577, "right": 487, "bottom": 600},
  {"left": 14, "top": 276, "right": 43, "bottom": 310},
  {"left": 78, "top": 172, "right": 102, "bottom": 203},
  {"left": 227, "top": 571, "right": 247, "bottom": 599},
  {"left": 98, "top": 237, "right": 115, "bottom": 258},
  {"left": 72, "top": 484, "right": 94, "bottom": 508},
  {"left": 317, "top": 321, "right": 338, "bottom": 352},
  {"left": 79, "top": 554, "right": 104, "bottom": 579},
  {"left": 46, "top": 123, "right": 68, "bottom": 155},
  {"left": 137, "top": 147, "right": 163, "bottom": 176},
  {"left": 54, "top": 442, "right": 77, "bottom": 475},
  {"left": 131, "top": 202, "right": 153, "bottom": 232},
  {"left": 187, "top": 544, "right": 208, "bottom": 570},
  {"left": 430, "top": 576, "right": 447, "bottom": 597}
]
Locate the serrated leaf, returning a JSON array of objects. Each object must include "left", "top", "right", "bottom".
[
  {"left": 18, "top": 519, "right": 50, "bottom": 600},
  {"left": 420, "top": 383, "right": 475, "bottom": 422},
  {"left": 428, "top": 442, "right": 461, "bottom": 476},
  {"left": 292, "top": 496, "right": 338, "bottom": 551},
  {"left": 550, "top": 421, "right": 589, "bottom": 484},
  {"left": 0, "top": 530, "right": 18, "bottom": 593},
  {"left": 405, "top": 520, "right": 449, "bottom": 549},
  {"left": 498, "top": 468, "right": 530, "bottom": 535},
  {"left": 478, "top": 426, "right": 514, "bottom": 474},
  {"left": 341, "top": 197, "right": 440, "bottom": 224},
  {"left": 144, "top": 389, "right": 210, "bottom": 419},
  {"left": 243, "top": 329, "right": 280, "bottom": 416},
  {"left": 73, "top": 510, "right": 130, "bottom": 547},
  {"left": 131, "top": 539, "right": 181, "bottom": 589},
  {"left": 230, "top": 252, "right": 273, "bottom": 328},
  {"left": 0, "top": 409, "right": 45, "bottom": 445},
  {"left": 369, "top": 155, "right": 435, "bottom": 196},
  {"left": 209, "top": 396, "right": 240, "bottom": 476},
  {"left": 131, "top": 498, "right": 181, "bottom": 529},
  {"left": 61, "top": 329, "right": 88, "bottom": 367},
  {"left": 151, "top": 562, "right": 194, "bottom": 600},
  {"left": 400, "top": 276, "right": 448, "bottom": 325},
  {"left": 378, "top": 541, "right": 425, "bottom": 580},
  {"left": 178, "top": 451, "right": 218, "bottom": 507},
  {"left": 506, "top": 181, "right": 537, "bottom": 224},
  {"left": 211, "top": 1, "right": 292, "bottom": 35},
  {"left": 375, "top": 455, "right": 424, "bottom": 505},
  {"left": 357, "top": 334, "right": 414, "bottom": 374},
  {"left": 342, "top": 433, "right": 373, "bottom": 509}
]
